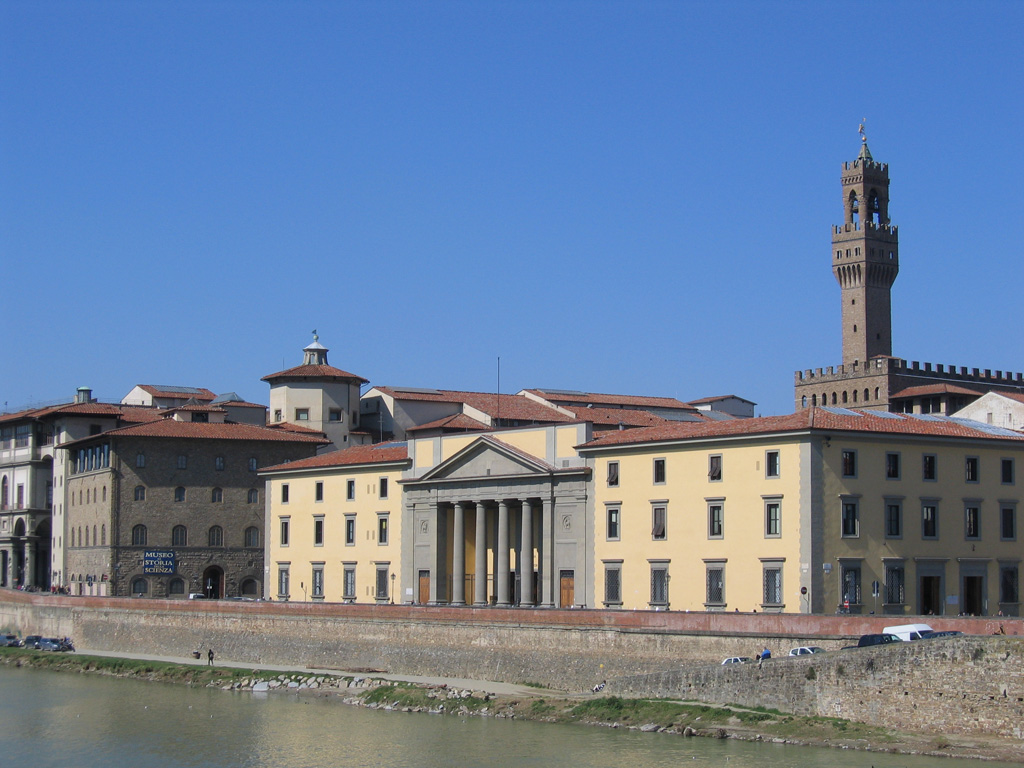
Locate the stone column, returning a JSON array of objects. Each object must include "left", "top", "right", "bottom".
[
  {"left": 474, "top": 502, "right": 487, "bottom": 606},
  {"left": 520, "top": 499, "right": 534, "bottom": 606},
  {"left": 24, "top": 538, "right": 36, "bottom": 588},
  {"left": 452, "top": 502, "right": 466, "bottom": 605},
  {"left": 496, "top": 500, "right": 510, "bottom": 607},
  {"left": 540, "top": 497, "right": 555, "bottom": 607}
]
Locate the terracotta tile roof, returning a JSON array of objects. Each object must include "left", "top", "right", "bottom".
[
  {"left": 262, "top": 443, "right": 409, "bottom": 473},
  {"left": 374, "top": 387, "right": 573, "bottom": 423},
  {"left": 890, "top": 383, "right": 983, "bottom": 399},
  {"left": 118, "top": 407, "right": 165, "bottom": 423},
  {"left": 263, "top": 421, "right": 327, "bottom": 435},
  {"left": 1000, "top": 392, "right": 1024, "bottom": 405},
  {"left": 407, "top": 413, "right": 492, "bottom": 433},
  {"left": 212, "top": 400, "right": 266, "bottom": 409},
  {"left": 0, "top": 405, "right": 56, "bottom": 423},
  {"left": 60, "top": 419, "right": 329, "bottom": 448},
  {"left": 168, "top": 404, "right": 226, "bottom": 413},
  {"left": 138, "top": 385, "right": 216, "bottom": 401},
  {"left": 687, "top": 394, "right": 755, "bottom": 406},
  {"left": 579, "top": 407, "right": 1024, "bottom": 449},
  {"left": 523, "top": 388, "right": 693, "bottom": 410},
  {"left": 562, "top": 405, "right": 672, "bottom": 427},
  {"left": 261, "top": 364, "right": 368, "bottom": 383}
]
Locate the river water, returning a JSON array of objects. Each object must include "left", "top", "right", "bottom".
[{"left": 0, "top": 666, "right": 1014, "bottom": 768}]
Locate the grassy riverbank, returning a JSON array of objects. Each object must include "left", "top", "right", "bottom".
[{"left": 2, "top": 647, "right": 1020, "bottom": 763}]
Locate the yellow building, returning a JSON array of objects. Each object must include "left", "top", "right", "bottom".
[
  {"left": 579, "top": 408, "right": 1023, "bottom": 616},
  {"left": 262, "top": 443, "right": 408, "bottom": 603}
]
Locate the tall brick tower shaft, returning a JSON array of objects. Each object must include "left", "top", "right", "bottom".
[{"left": 832, "top": 139, "right": 899, "bottom": 365}]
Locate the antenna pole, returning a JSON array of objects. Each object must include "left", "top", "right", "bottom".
[{"left": 497, "top": 356, "right": 501, "bottom": 427}]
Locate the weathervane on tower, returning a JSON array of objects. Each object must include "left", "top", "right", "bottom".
[{"left": 858, "top": 119, "right": 867, "bottom": 143}]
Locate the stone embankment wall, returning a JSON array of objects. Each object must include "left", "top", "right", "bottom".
[{"left": 2, "top": 589, "right": 1021, "bottom": 740}]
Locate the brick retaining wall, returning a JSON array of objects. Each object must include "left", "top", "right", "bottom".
[{"left": 1, "top": 589, "right": 1021, "bottom": 740}]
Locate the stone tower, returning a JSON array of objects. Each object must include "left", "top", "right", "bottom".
[{"left": 831, "top": 139, "right": 899, "bottom": 364}]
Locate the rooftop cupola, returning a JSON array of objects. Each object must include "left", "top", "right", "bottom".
[{"left": 302, "top": 331, "right": 329, "bottom": 366}]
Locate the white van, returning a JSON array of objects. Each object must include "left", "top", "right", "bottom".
[{"left": 882, "top": 623, "right": 933, "bottom": 641}]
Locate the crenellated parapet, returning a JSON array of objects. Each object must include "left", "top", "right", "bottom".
[{"left": 795, "top": 357, "right": 1024, "bottom": 387}]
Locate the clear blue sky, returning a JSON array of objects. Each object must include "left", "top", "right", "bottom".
[{"left": 3, "top": 1, "right": 1022, "bottom": 416}]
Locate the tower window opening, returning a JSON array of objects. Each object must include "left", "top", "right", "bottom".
[
  {"left": 852, "top": 390, "right": 858, "bottom": 402},
  {"left": 849, "top": 191, "right": 860, "bottom": 226},
  {"left": 853, "top": 324, "right": 858, "bottom": 333},
  {"left": 831, "top": 392, "right": 838, "bottom": 405},
  {"left": 863, "top": 388, "right": 869, "bottom": 401},
  {"left": 868, "top": 191, "right": 880, "bottom": 224},
  {"left": 842, "top": 391, "right": 848, "bottom": 404}
]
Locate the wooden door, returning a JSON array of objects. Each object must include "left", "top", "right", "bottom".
[
  {"left": 418, "top": 570, "right": 430, "bottom": 604},
  {"left": 559, "top": 570, "right": 574, "bottom": 608}
]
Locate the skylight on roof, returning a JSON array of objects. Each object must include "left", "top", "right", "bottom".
[
  {"left": 906, "top": 414, "right": 943, "bottom": 421},
  {"left": 661, "top": 412, "right": 703, "bottom": 422},
  {"left": 821, "top": 406, "right": 862, "bottom": 417},
  {"left": 539, "top": 389, "right": 587, "bottom": 396},
  {"left": 869, "top": 411, "right": 904, "bottom": 419},
  {"left": 152, "top": 385, "right": 206, "bottom": 394},
  {"left": 391, "top": 387, "right": 443, "bottom": 395},
  {"left": 947, "top": 417, "right": 1022, "bottom": 438}
]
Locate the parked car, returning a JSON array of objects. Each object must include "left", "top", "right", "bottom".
[
  {"left": 22, "top": 635, "right": 43, "bottom": 649},
  {"left": 721, "top": 656, "right": 754, "bottom": 665},
  {"left": 788, "top": 646, "right": 825, "bottom": 656},
  {"left": 856, "top": 633, "right": 902, "bottom": 648},
  {"left": 920, "top": 630, "right": 964, "bottom": 639},
  {"left": 883, "top": 623, "right": 933, "bottom": 641},
  {"left": 36, "top": 638, "right": 65, "bottom": 652},
  {"left": 187, "top": 593, "right": 207, "bottom": 600},
  {"left": 0, "top": 634, "right": 21, "bottom": 647}
]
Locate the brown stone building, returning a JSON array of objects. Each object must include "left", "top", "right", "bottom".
[
  {"left": 795, "top": 138, "right": 1024, "bottom": 412},
  {"left": 61, "top": 411, "right": 325, "bottom": 598}
]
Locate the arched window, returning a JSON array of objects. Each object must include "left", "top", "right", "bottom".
[
  {"left": 868, "top": 190, "right": 880, "bottom": 224},
  {"left": 78, "top": 526, "right": 83, "bottom": 546},
  {"left": 211, "top": 487, "right": 223, "bottom": 503},
  {"left": 93, "top": 525, "right": 97, "bottom": 545},
  {"left": 134, "top": 485, "right": 146, "bottom": 501},
  {"left": 849, "top": 190, "right": 859, "bottom": 225},
  {"left": 247, "top": 488, "right": 259, "bottom": 504},
  {"left": 842, "top": 391, "right": 848, "bottom": 404},
  {"left": 71, "top": 528, "right": 76, "bottom": 547},
  {"left": 852, "top": 389, "right": 858, "bottom": 403},
  {"left": 244, "top": 526, "right": 260, "bottom": 548},
  {"left": 102, "top": 486, "right": 106, "bottom": 502},
  {"left": 240, "top": 578, "right": 259, "bottom": 597},
  {"left": 174, "top": 487, "right": 185, "bottom": 502},
  {"left": 831, "top": 392, "right": 838, "bottom": 405},
  {"left": 169, "top": 578, "right": 186, "bottom": 595},
  {"left": 811, "top": 394, "right": 817, "bottom": 406},
  {"left": 131, "top": 577, "right": 148, "bottom": 595},
  {"left": 864, "top": 388, "right": 870, "bottom": 402},
  {"left": 208, "top": 525, "right": 223, "bottom": 547},
  {"left": 875, "top": 387, "right": 880, "bottom": 400},
  {"left": 85, "top": 527, "right": 90, "bottom": 546},
  {"left": 1, "top": 477, "right": 7, "bottom": 508},
  {"left": 172, "top": 525, "right": 187, "bottom": 547},
  {"left": 101, "top": 524, "right": 106, "bottom": 546},
  {"left": 132, "top": 525, "right": 147, "bottom": 546},
  {"left": 801, "top": 395, "right": 807, "bottom": 408}
]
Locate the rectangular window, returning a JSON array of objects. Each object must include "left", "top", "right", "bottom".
[
  {"left": 765, "top": 450, "right": 780, "bottom": 478},
  {"left": 885, "top": 501, "right": 902, "bottom": 538},
  {"left": 606, "top": 506, "right": 620, "bottom": 541},
  {"left": 1002, "top": 458, "right": 1015, "bottom": 485},
  {"left": 343, "top": 566, "right": 356, "bottom": 600},
  {"left": 329, "top": 409, "right": 342, "bottom": 422},
  {"left": 922, "top": 504, "right": 938, "bottom": 538},
  {"left": 841, "top": 500, "right": 859, "bottom": 537},
  {"left": 379, "top": 477, "right": 388, "bottom": 499},
  {"left": 762, "top": 564, "right": 783, "bottom": 607},
  {"left": 708, "top": 502, "right": 723, "bottom": 538},
  {"left": 295, "top": 408, "right": 309, "bottom": 421},
  {"left": 705, "top": 565, "right": 725, "bottom": 607},
  {"left": 653, "top": 458, "right": 666, "bottom": 484},
  {"left": 311, "top": 566, "right": 324, "bottom": 599},
  {"left": 885, "top": 564, "right": 906, "bottom": 604},
  {"left": 649, "top": 565, "right": 669, "bottom": 607},
  {"left": 603, "top": 564, "right": 622, "bottom": 606},
  {"left": 841, "top": 563, "right": 861, "bottom": 606},
  {"left": 375, "top": 566, "right": 390, "bottom": 601},
  {"left": 314, "top": 517, "right": 324, "bottom": 546},
  {"left": 345, "top": 515, "right": 356, "bottom": 546},
  {"left": 378, "top": 514, "right": 389, "bottom": 545},
  {"left": 136, "top": 453, "right": 146, "bottom": 468},
  {"left": 346, "top": 479, "right": 355, "bottom": 501},
  {"left": 765, "top": 500, "right": 781, "bottom": 537},
  {"left": 177, "top": 455, "right": 187, "bottom": 470},
  {"left": 965, "top": 456, "right": 979, "bottom": 483},
  {"left": 923, "top": 454, "right": 937, "bottom": 481},
  {"left": 279, "top": 518, "right": 290, "bottom": 547},
  {"left": 215, "top": 456, "right": 224, "bottom": 471},
  {"left": 248, "top": 457, "right": 258, "bottom": 472},
  {"left": 607, "top": 461, "right": 619, "bottom": 487},
  {"left": 651, "top": 505, "right": 667, "bottom": 540},
  {"left": 1001, "top": 507, "right": 1017, "bottom": 541},
  {"left": 281, "top": 484, "right": 289, "bottom": 503},
  {"left": 965, "top": 505, "right": 981, "bottom": 540},
  {"left": 277, "top": 566, "right": 290, "bottom": 598},
  {"left": 1000, "top": 565, "right": 1019, "bottom": 604},
  {"left": 885, "top": 452, "right": 901, "bottom": 480},
  {"left": 708, "top": 455, "right": 722, "bottom": 481},
  {"left": 841, "top": 450, "right": 857, "bottom": 478},
  {"left": 315, "top": 482, "right": 324, "bottom": 502}
]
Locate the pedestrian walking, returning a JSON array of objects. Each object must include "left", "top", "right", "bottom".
[{"left": 208, "top": 648, "right": 214, "bottom": 666}]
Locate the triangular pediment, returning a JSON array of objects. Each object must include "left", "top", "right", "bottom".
[{"left": 418, "top": 436, "right": 554, "bottom": 483}]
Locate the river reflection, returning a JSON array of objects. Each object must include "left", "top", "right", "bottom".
[{"left": 0, "top": 667, "right": 1015, "bottom": 768}]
